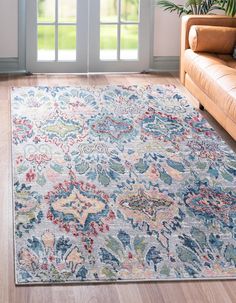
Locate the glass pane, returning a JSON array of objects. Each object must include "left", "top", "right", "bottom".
[
  {"left": 100, "top": 0, "right": 118, "bottom": 22},
  {"left": 120, "top": 25, "right": 138, "bottom": 60},
  {"left": 58, "top": 0, "right": 76, "bottom": 23},
  {"left": 37, "top": 25, "right": 55, "bottom": 61},
  {"left": 100, "top": 25, "right": 117, "bottom": 60},
  {"left": 121, "top": 0, "right": 139, "bottom": 22},
  {"left": 37, "top": 0, "right": 55, "bottom": 23},
  {"left": 58, "top": 26, "right": 76, "bottom": 61}
]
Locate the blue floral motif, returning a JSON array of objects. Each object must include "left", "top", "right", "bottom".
[
  {"left": 89, "top": 114, "right": 137, "bottom": 143},
  {"left": 71, "top": 147, "right": 126, "bottom": 187},
  {"left": 141, "top": 112, "right": 188, "bottom": 141},
  {"left": 14, "top": 182, "right": 43, "bottom": 238}
]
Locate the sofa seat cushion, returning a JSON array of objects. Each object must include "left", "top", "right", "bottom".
[
  {"left": 184, "top": 49, "right": 236, "bottom": 123},
  {"left": 217, "top": 55, "right": 236, "bottom": 69}
]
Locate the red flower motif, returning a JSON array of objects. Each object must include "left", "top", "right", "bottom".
[
  {"left": 128, "top": 252, "right": 133, "bottom": 259},
  {"left": 49, "top": 255, "right": 55, "bottom": 262},
  {"left": 26, "top": 169, "right": 36, "bottom": 182},
  {"left": 41, "top": 263, "right": 48, "bottom": 270}
]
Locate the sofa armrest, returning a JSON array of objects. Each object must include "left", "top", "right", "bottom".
[{"left": 180, "top": 15, "right": 236, "bottom": 84}]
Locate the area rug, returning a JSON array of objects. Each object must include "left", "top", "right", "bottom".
[{"left": 12, "top": 85, "right": 236, "bottom": 284}]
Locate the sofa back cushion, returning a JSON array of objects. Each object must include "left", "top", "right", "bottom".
[{"left": 189, "top": 25, "right": 236, "bottom": 54}]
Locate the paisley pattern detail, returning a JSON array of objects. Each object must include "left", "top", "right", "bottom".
[
  {"left": 119, "top": 189, "right": 173, "bottom": 220},
  {"left": 141, "top": 112, "right": 187, "bottom": 141},
  {"left": 89, "top": 114, "right": 137, "bottom": 143},
  {"left": 92, "top": 116, "right": 133, "bottom": 140},
  {"left": 182, "top": 180, "right": 236, "bottom": 228},
  {"left": 12, "top": 85, "right": 236, "bottom": 284},
  {"left": 117, "top": 187, "right": 181, "bottom": 248},
  {"left": 45, "top": 177, "right": 110, "bottom": 235},
  {"left": 37, "top": 109, "right": 88, "bottom": 153},
  {"left": 40, "top": 116, "right": 83, "bottom": 141}
]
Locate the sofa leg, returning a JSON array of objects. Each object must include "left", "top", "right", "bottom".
[{"left": 199, "top": 103, "right": 204, "bottom": 110}]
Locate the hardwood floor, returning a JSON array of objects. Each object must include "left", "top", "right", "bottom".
[{"left": 0, "top": 73, "right": 235, "bottom": 303}]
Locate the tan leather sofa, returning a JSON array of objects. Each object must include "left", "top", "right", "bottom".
[{"left": 180, "top": 15, "right": 236, "bottom": 140}]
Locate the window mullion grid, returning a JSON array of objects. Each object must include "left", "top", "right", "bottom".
[
  {"left": 117, "top": 0, "right": 121, "bottom": 60},
  {"left": 37, "top": 22, "right": 77, "bottom": 26},
  {"left": 76, "top": 0, "right": 79, "bottom": 61},
  {"left": 117, "top": 1, "right": 140, "bottom": 61},
  {"left": 99, "top": 22, "right": 139, "bottom": 25},
  {"left": 55, "top": 0, "right": 59, "bottom": 61}
]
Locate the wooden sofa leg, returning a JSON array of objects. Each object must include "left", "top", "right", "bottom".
[{"left": 199, "top": 103, "right": 204, "bottom": 110}]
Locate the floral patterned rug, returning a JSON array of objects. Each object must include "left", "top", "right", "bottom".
[{"left": 12, "top": 85, "right": 236, "bottom": 284}]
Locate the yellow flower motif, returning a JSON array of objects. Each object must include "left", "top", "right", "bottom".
[{"left": 41, "top": 230, "right": 55, "bottom": 253}]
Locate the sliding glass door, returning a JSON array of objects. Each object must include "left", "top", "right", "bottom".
[{"left": 26, "top": 0, "right": 151, "bottom": 73}]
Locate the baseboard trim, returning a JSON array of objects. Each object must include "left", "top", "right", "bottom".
[
  {"left": 0, "top": 56, "right": 180, "bottom": 74},
  {"left": 150, "top": 56, "right": 180, "bottom": 72},
  {"left": 0, "top": 58, "right": 27, "bottom": 73}
]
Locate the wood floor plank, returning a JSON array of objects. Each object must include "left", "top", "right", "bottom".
[
  {"left": 198, "top": 282, "right": 233, "bottom": 303},
  {"left": 138, "top": 283, "right": 166, "bottom": 303},
  {"left": 223, "top": 281, "right": 236, "bottom": 303},
  {"left": 158, "top": 282, "right": 188, "bottom": 303},
  {"left": 181, "top": 282, "right": 212, "bottom": 303},
  {"left": 114, "top": 284, "right": 143, "bottom": 303},
  {"left": 1, "top": 73, "right": 235, "bottom": 303}
]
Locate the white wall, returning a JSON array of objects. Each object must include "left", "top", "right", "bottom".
[
  {"left": 0, "top": 0, "right": 18, "bottom": 58},
  {"left": 153, "top": 1, "right": 185, "bottom": 57}
]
